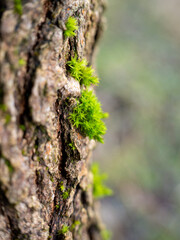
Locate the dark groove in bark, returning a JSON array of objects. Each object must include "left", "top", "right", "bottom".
[
  {"left": 20, "top": 22, "right": 44, "bottom": 125},
  {"left": 59, "top": 101, "right": 69, "bottom": 179},
  {"left": 0, "top": 0, "right": 7, "bottom": 39},
  {"left": 88, "top": 223, "right": 100, "bottom": 240}
]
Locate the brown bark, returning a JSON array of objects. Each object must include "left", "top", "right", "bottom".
[{"left": 0, "top": 0, "right": 106, "bottom": 239}]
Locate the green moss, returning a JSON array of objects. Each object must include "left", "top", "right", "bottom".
[
  {"left": 18, "top": 58, "right": 26, "bottom": 66},
  {"left": 14, "top": 0, "right": 22, "bottom": 15},
  {"left": 67, "top": 55, "right": 99, "bottom": 86},
  {"left": 69, "top": 141, "right": 76, "bottom": 150},
  {"left": 55, "top": 204, "right": 60, "bottom": 209},
  {"left": 62, "top": 190, "right": 69, "bottom": 200},
  {"left": 64, "top": 16, "right": 78, "bottom": 38},
  {"left": 19, "top": 124, "right": 25, "bottom": 131},
  {"left": 0, "top": 151, "right": 14, "bottom": 174},
  {"left": 21, "top": 149, "right": 26, "bottom": 156},
  {"left": 101, "top": 229, "right": 112, "bottom": 240},
  {"left": 58, "top": 225, "right": 69, "bottom": 235},
  {"left": 0, "top": 104, "right": 11, "bottom": 125},
  {"left": 4, "top": 159, "right": 14, "bottom": 174},
  {"left": 70, "top": 220, "right": 80, "bottom": 230},
  {"left": 5, "top": 114, "right": 11, "bottom": 124},
  {"left": 50, "top": 176, "right": 54, "bottom": 182},
  {"left": 59, "top": 181, "right": 65, "bottom": 192},
  {"left": 0, "top": 104, "right": 7, "bottom": 112},
  {"left": 91, "top": 163, "right": 113, "bottom": 198},
  {"left": 69, "top": 89, "right": 108, "bottom": 143}
]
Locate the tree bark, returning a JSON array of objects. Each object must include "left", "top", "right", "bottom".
[{"left": 0, "top": 0, "right": 106, "bottom": 239}]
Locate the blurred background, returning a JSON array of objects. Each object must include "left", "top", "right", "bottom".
[{"left": 94, "top": 0, "right": 180, "bottom": 239}]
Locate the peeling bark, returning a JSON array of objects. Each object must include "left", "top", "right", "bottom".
[{"left": 0, "top": 0, "right": 106, "bottom": 239}]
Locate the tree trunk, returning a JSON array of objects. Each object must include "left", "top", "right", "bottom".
[{"left": 0, "top": 0, "right": 106, "bottom": 239}]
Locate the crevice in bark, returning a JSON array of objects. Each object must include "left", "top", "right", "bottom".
[
  {"left": 20, "top": 22, "right": 44, "bottom": 126},
  {"left": 88, "top": 223, "right": 101, "bottom": 240},
  {"left": 58, "top": 101, "right": 70, "bottom": 179},
  {"left": 35, "top": 169, "right": 46, "bottom": 204},
  {"left": 81, "top": 190, "right": 89, "bottom": 208},
  {"left": 0, "top": 82, "right": 5, "bottom": 105},
  {"left": 90, "top": 19, "right": 103, "bottom": 61},
  {"left": 0, "top": 0, "right": 7, "bottom": 38}
]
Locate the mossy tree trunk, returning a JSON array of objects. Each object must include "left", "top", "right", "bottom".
[{"left": 0, "top": 0, "right": 106, "bottom": 239}]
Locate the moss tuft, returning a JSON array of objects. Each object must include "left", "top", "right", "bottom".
[
  {"left": 59, "top": 181, "right": 65, "bottom": 192},
  {"left": 64, "top": 16, "right": 78, "bottom": 38},
  {"left": 67, "top": 55, "right": 99, "bottom": 86},
  {"left": 19, "top": 124, "right": 25, "bottom": 131},
  {"left": 0, "top": 104, "right": 7, "bottom": 112},
  {"left": 55, "top": 204, "right": 60, "bottom": 209},
  {"left": 18, "top": 58, "right": 26, "bottom": 66},
  {"left": 58, "top": 225, "right": 69, "bottom": 235},
  {"left": 69, "top": 141, "right": 76, "bottom": 150},
  {"left": 70, "top": 220, "right": 80, "bottom": 230},
  {"left": 62, "top": 190, "right": 69, "bottom": 200},
  {"left": 91, "top": 163, "right": 113, "bottom": 198},
  {"left": 4, "top": 159, "right": 14, "bottom": 174},
  {"left": 101, "top": 229, "right": 112, "bottom": 240},
  {"left": 5, "top": 114, "right": 11, "bottom": 124},
  {"left": 69, "top": 89, "right": 108, "bottom": 143},
  {"left": 14, "top": 0, "right": 22, "bottom": 15}
]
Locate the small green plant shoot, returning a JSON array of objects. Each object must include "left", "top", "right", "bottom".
[
  {"left": 55, "top": 204, "right": 60, "bottom": 209},
  {"left": 62, "top": 190, "right": 69, "bottom": 200},
  {"left": 59, "top": 181, "right": 65, "bottom": 192},
  {"left": 64, "top": 16, "right": 78, "bottom": 38},
  {"left": 14, "top": 0, "right": 22, "bottom": 15},
  {"left": 58, "top": 225, "right": 69, "bottom": 235},
  {"left": 67, "top": 55, "right": 99, "bottom": 86},
  {"left": 70, "top": 220, "right": 80, "bottom": 230},
  {"left": 91, "top": 163, "right": 113, "bottom": 198},
  {"left": 69, "top": 89, "right": 108, "bottom": 143},
  {"left": 101, "top": 229, "right": 112, "bottom": 240}
]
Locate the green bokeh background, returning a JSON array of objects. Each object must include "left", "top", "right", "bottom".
[{"left": 94, "top": 0, "right": 180, "bottom": 239}]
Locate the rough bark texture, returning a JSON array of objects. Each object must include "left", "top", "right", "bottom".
[{"left": 0, "top": 0, "right": 106, "bottom": 239}]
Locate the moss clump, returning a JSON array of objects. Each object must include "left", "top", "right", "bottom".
[
  {"left": 5, "top": 114, "right": 11, "bottom": 124},
  {"left": 101, "top": 229, "right": 112, "bottom": 240},
  {"left": 0, "top": 104, "right": 7, "bottom": 112},
  {"left": 21, "top": 149, "right": 26, "bottom": 156},
  {"left": 19, "top": 124, "right": 25, "bottom": 131},
  {"left": 70, "top": 220, "right": 80, "bottom": 230},
  {"left": 62, "top": 190, "right": 69, "bottom": 200},
  {"left": 64, "top": 17, "right": 78, "bottom": 38},
  {"left": 50, "top": 176, "right": 54, "bottom": 182},
  {"left": 59, "top": 181, "right": 65, "bottom": 192},
  {"left": 69, "top": 141, "right": 76, "bottom": 150},
  {"left": 55, "top": 204, "right": 60, "bottom": 209},
  {"left": 70, "top": 89, "right": 108, "bottom": 143},
  {"left": 58, "top": 225, "right": 69, "bottom": 235},
  {"left": 4, "top": 159, "right": 14, "bottom": 174},
  {"left": 67, "top": 55, "right": 99, "bottom": 86},
  {"left": 91, "top": 163, "right": 113, "bottom": 198},
  {"left": 14, "top": 0, "right": 22, "bottom": 15},
  {"left": 18, "top": 58, "right": 26, "bottom": 66}
]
